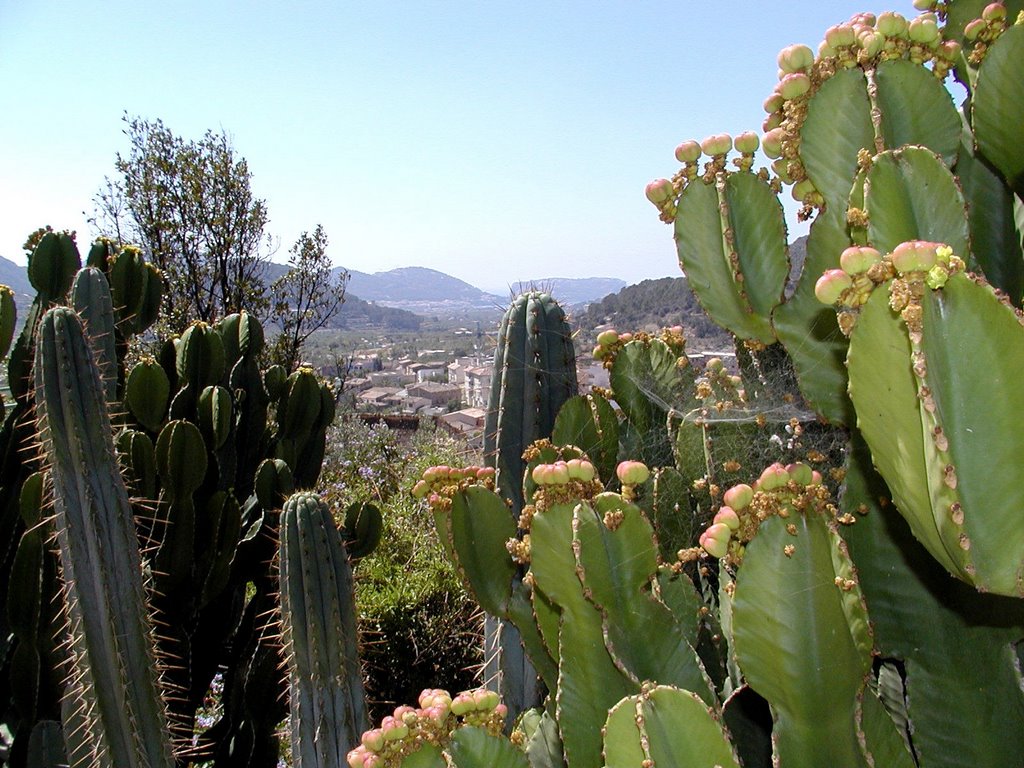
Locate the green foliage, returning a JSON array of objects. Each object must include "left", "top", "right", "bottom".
[{"left": 322, "top": 417, "right": 481, "bottom": 722}]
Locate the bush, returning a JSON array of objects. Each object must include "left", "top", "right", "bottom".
[{"left": 321, "top": 415, "right": 483, "bottom": 721}]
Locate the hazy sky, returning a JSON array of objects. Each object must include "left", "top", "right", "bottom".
[{"left": 1, "top": 0, "right": 890, "bottom": 291}]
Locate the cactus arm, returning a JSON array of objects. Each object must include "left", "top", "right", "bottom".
[
  {"left": 874, "top": 60, "right": 961, "bottom": 165},
  {"left": 731, "top": 513, "right": 883, "bottom": 768},
  {"left": 71, "top": 267, "right": 118, "bottom": 405},
  {"left": 848, "top": 272, "right": 1024, "bottom": 594},
  {"left": 957, "top": 115, "right": 1024, "bottom": 302},
  {"left": 279, "top": 492, "right": 368, "bottom": 767},
  {"left": 973, "top": 25, "right": 1024, "bottom": 196},
  {"left": 859, "top": 147, "right": 970, "bottom": 253},
  {"left": 602, "top": 685, "right": 740, "bottom": 768},
  {"left": 34, "top": 307, "right": 172, "bottom": 767},
  {"left": 529, "top": 502, "right": 635, "bottom": 768},
  {"left": 841, "top": 435, "right": 1024, "bottom": 767},
  {"left": 799, "top": 68, "right": 875, "bottom": 210},
  {"left": 572, "top": 495, "right": 715, "bottom": 704}
]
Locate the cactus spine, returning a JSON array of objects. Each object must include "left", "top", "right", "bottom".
[
  {"left": 34, "top": 306, "right": 173, "bottom": 767},
  {"left": 279, "top": 492, "right": 368, "bottom": 766}
]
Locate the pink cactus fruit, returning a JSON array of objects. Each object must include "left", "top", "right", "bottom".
[
  {"left": 762, "top": 127, "right": 786, "bottom": 159},
  {"left": 723, "top": 483, "right": 754, "bottom": 510},
  {"left": 713, "top": 505, "right": 741, "bottom": 531},
  {"left": 876, "top": 11, "right": 909, "bottom": 38},
  {"left": 675, "top": 140, "right": 702, "bottom": 164},
  {"left": 825, "top": 23, "right": 857, "bottom": 49},
  {"left": 777, "top": 72, "right": 811, "bottom": 101},
  {"left": 964, "top": 18, "right": 987, "bottom": 40},
  {"left": 890, "top": 240, "right": 939, "bottom": 273},
  {"left": 757, "top": 462, "right": 791, "bottom": 491},
  {"left": 814, "top": 269, "right": 854, "bottom": 305},
  {"left": 597, "top": 329, "right": 619, "bottom": 346},
  {"left": 982, "top": 2, "right": 1007, "bottom": 22},
  {"left": 617, "top": 460, "right": 651, "bottom": 485},
  {"left": 566, "top": 458, "right": 597, "bottom": 482},
  {"left": 700, "top": 133, "right": 733, "bottom": 156},
  {"left": 734, "top": 131, "right": 760, "bottom": 154},
  {"left": 908, "top": 16, "right": 940, "bottom": 44},
  {"left": 763, "top": 93, "right": 785, "bottom": 114},
  {"left": 785, "top": 462, "right": 814, "bottom": 486},
  {"left": 777, "top": 43, "right": 815, "bottom": 73},
  {"left": 645, "top": 178, "right": 675, "bottom": 206},
  {"left": 700, "top": 523, "right": 732, "bottom": 558},
  {"left": 839, "top": 245, "right": 882, "bottom": 275}
]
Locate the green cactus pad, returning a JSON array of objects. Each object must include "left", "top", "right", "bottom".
[
  {"left": 849, "top": 273, "right": 1024, "bottom": 594},
  {"left": 125, "top": 358, "right": 170, "bottom": 433},
  {"left": 841, "top": 436, "right": 1024, "bottom": 767},
  {"left": 732, "top": 513, "right": 886, "bottom": 767},
  {"left": 603, "top": 685, "right": 740, "bottom": 768},
  {"left": 957, "top": 121, "right": 1024, "bottom": 303},
  {"left": 674, "top": 174, "right": 782, "bottom": 344},
  {"left": 529, "top": 502, "right": 634, "bottom": 768},
  {"left": 773, "top": 208, "right": 854, "bottom": 424},
  {"left": 442, "top": 486, "right": 517, "bottom": 616},
  {"left": 873, "top": 60, "right": 960, "bottom": 167},
  {"left": 799, "top": 68, "right": 875, "bottom": 210},
  {"left": 551, "top": 394, "right": 619, "bottom": 486},
  {"left": 855, "top": 147, "right": 969, "bottom": 254},
  {"left": 447, "top": 726, "right": 530, "bottom": 768},
  {"left": 573, "top": 494, "right": 715, "bottom": 703},
  {"left": 973, "top": 25, "right": 1024, "bottom": 195}
]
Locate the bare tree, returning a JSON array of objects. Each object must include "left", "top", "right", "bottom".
[{"left": 270, "top": 225, "right": 348, "bottom": 371}]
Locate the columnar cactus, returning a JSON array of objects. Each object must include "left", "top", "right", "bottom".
[
  {"left": 33, "top": 306, "right": 173, "bottom": 767},
  {"left": 279, "top": 492, "right": 368, "bottom": 766}
]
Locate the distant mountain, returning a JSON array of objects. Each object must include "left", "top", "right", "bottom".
[
  {"left": 338, "top": 266, "right": 501, "bottom": 307},
  {"left": 0, "top": 254, "right": 34, "bottom": 305},
  {"left": 497, "top": 277, "right": 627, "bottom": 307}
]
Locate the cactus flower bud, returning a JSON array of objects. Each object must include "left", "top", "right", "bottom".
[
  {"left": 890, "top": 240, "right": 939, "bottom": 273},
  {"left": 380, "top": 716, "right": 408, "bottom": 741},
  {"left": 361, "top": 729, "right": 384, "bottom": 752},
  {"left": 714, "top": 506, "right": 741, "bottom": 531},
  {"left": 982, "top": 2, "right": 1006, "bottom": 21},
  {"left": 858, "top": 31, "right": 884, "bottom": 57},
  {"left": 723, "top": 483, "right": 754, "bottom": 510},
  {"left": 618, "top": 332, "right": 633, "bottom": 343},
  {"left": 412, "top": 480, "right": 430, "bottom": 499},
  {"left": 734, "top": 131, "right": 760, "bottom": 154},
  {"left": 771, "top": 158, "right": 793, "bottom": 183},
  {"left": 908, "top": 17, "right": 940, "bottom": 44},
  {"left": 617, "top": 460, "right": 650, "bottom": 485},
  {"left": 876, "top": 11, "right": 909, "bottom": 38},
  {"left": 476, "top": 466, "right": 495, "bottom": 480},
  {"left": 786, "top": 462, "right": 814, "bottom": 486},
  {"left": 964, "top": 18, "right": 987, "bottom": 40},
  {"left": 814, "top": 269, "right": 854, "bottom": 305},
  {"left": 763, "top": 93, "right": 785, "bottom": 114},
  {"left": 777, "top": 43, "right": 815, "bottom": 73},
  {"left": 567, "top": 458, "right": 597, "bottom": 482},
  {"left": 674, "top": 140, "right": 702, "bottom": 163},
  {"left": 700, "top": 133, "right": 733, "bottom": 157},
  {"left": 761, "top": 128, "right": 786, "bottom": 159},
  {"left": 757, "top": 463, "right": 791, "bottom": 491},
  {"left": 777, "top": 72, "right": 811, "bottom": 100},
  {"left": 450, "top": 693, "right": 473, "bottom": 716},
  {"left": 839, "top": 245, "right": 882, "bottom": 275},
  {"left": 645, "top": 178, "right": 675, "bottom": 205},
  {"left": 912, "top": 0, "right": 934, "bottom": 9},
  {"left": 597, "top": 329, "right": 619, "bottom": 346},
  {"left": 700, "top": 523, "right": 732, "bottom": 558},
  {"left": 938, "top": 40, "right": 961, "bottom": 61},
  {"left": 550, "top": 461, "right": 570, "bottom": 485},
  {"left": 348, "top": 747, "right": 369, "bottom": 768},
  {"left": 825, "top": 23, "right": 857, "bottom": 49}
]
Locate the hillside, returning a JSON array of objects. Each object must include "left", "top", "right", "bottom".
[{"left": 578, "top": 276, "right": 733, "bottom": 353}]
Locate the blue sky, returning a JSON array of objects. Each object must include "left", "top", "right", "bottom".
[{"left": 1, "top": 1, "right": 892, "bottom": 291}]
